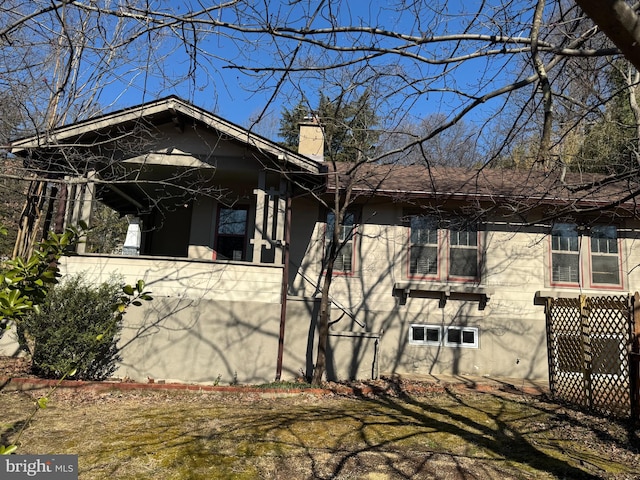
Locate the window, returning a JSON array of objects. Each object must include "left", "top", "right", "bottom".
[
  {"left": 590, "top": 225, "right": 620, "bottom": 285},
  {"left": 215, "top": 206, "right": 248, "bottom": 261},
  {"left": 551, "top": 223, "right": 579, "bottom": 283},
  {"left": 444, "top": 326, "right": 479, "bottom": 348},
  {"left": 325, "top": 210, "right": 356, "bottom": 273},
  {"left": 407, "top": 214, "right": 479, "bottom": 281},
  {"left": 409, "top": 216, "right": 438, "bottom": 275},
  {"left": 550, "top": 222, "right": 622, "bottom": 288},
  {"left": 409, "top": 324, "right": 441, "bottom": 346},
  {"left": 449, "top": 225, "right": 478, "bottom": 278},
  {"left": 409, "top": 324, "right": 478, "bottom": 348}
]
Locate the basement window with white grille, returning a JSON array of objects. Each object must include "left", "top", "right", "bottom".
[{"left": 409, "top": 324, "right": 478, "bottom": 348}]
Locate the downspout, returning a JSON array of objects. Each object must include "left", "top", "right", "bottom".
[{"left": 275, "top": 193, "right": 292, "bottom": 381}]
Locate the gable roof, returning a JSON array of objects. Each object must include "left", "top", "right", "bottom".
[
  {"left": 11, "top": 95, "right": 323, "bottom": 175},
  {"left": 12, "top": 97, "right": 640, "bottom": 217}
]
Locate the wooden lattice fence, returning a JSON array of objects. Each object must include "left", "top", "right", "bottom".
[{"left": 546, "top": 294, "right": 640, "bottom": 419}]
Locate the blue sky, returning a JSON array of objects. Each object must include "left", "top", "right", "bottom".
[{"left": 92, "top": 0, "right": 528, "bottom": 142}]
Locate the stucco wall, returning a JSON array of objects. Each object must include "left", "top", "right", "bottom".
[
  {"left": 49, "top": 255, "right": 287, "bottom": 384},
  {"left": 289, "top": 201, "right": 640, "bottom": 382},
  {"left": 3, "top": 198, "right": 639, "bottom": 385},
  {"left": 59, "top": 255, "right": 283, "bottom": 304}
]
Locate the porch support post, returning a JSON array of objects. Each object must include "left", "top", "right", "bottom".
[
  {"left": 251, "top": 171, "right": 270, "bottom": 262},
  {"left": 252, "top": 172, "right": 288, "bottom": 264},
  {"left": 63, "top": 175, "right": 74, "bottom": 231},
  {"left": 275, "top": 189, "right": 292, "bottom": 380},
  {"left": 66, "top": 171, "right": 95, "bottom": 253},
  {"left": 76, "top": 170, "right": 95, "bottom": 253},
  {"left": 69, "top": 182, "right": 82, "bottom": 228}
]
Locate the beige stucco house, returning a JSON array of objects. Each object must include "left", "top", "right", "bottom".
[{"left": 5, "top": 96, "right": 640, "bottom": 385}]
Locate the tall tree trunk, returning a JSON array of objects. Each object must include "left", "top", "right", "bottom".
[
  {"left": 625, "top": 67, "right": 640, "bottom": 166},
  {"left": 531, "top": 0, "right": 554, "bottom": 169},
  {"left": 312, "top": 168, "right": 346, "bottom": 385},
  {"left": 311, "top": 262, "right": 334, "bottom": 385}
]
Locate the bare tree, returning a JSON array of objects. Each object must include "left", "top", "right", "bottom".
[
  {"left": 4, "top": 0, "right": 640, "bottom": 383},
  {"left": 574, "top": 0, "right": 640, "bottom": 70},
  {"left": 0, "top": 2, "right": 626, "bottom": 158}
]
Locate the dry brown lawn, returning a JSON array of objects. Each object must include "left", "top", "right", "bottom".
[{"left": 1, "top": 383, "right": 639, "bottom": 479}]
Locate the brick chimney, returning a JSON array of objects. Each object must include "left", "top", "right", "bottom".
[{"left": 298, "top": 115, "right": 324, "bottom": 161}]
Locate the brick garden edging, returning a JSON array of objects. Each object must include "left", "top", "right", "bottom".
[
  {"left": 0, "top": 376, "right": 329, "bottom": 396},
  {"left": 0, "top": 374, "right": 549, "bottom": 398}
]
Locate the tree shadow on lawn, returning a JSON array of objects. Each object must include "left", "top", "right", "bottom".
[
  {"left": 365, "top": 390, "right": 599, "bottom": 480},
  {"left": 249, "top": 388, "right": 633, "bottom": 479},
  {"left": 217, "top": 392, "right": 623, "bottom": 478},
  {"left": 302, "top": 391, "right": 601, "bottom": 479},
  {"left": 41, "top": 389, "right": 639, "bottom": 479}
]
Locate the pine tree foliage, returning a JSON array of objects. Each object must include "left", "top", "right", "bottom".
[
  {"left": 279, "top": 90, "right": 379, "bottom": 162},
  {"left": 576, "top": 62, "right": 640, "bottom": 174}
]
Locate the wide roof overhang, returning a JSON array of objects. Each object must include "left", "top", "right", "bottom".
[
  {"left": 12, "top": 95, "right": 324, "bottom": 175},
  {"left": 11, "top": 96, "right": 326, "bottom": 214}
]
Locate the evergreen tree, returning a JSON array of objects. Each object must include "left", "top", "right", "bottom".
[
  {"left": 279, "top": 90, "right": 379, "bottom": 162},
  {"left": 576, "top": 62, "right": 639, "bottom": 174},
  {"left": 278, "top": 101, "right": 310, "bottom": 150}
]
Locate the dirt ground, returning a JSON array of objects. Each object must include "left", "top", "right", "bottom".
[{"left": 2, "top": 356, "right": 640, "bottom": 479}]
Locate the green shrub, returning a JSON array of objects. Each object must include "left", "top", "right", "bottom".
[{"left": 22, "top": 275, "right": 124, "bottom": 381}]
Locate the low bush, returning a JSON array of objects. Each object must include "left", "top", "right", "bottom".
[{"left": 22, "top": 275, "right": 124, "bottom": 380}]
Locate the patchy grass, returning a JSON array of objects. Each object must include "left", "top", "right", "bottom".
[{"left": 1, "top": 387, "right": 639, "bottom": 479}]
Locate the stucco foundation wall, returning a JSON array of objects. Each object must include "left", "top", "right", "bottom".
[
  {"left": 115, "top": 296, "right": 282, "bottom": 384},
  {"left": 291, "top": 208, "right": 640, "bottom": 382},
  {"left": 279, "top": 297, "right": 380, "bottom": 382},
  {"left": 374, "top": 305, "right": 549, "bottom": 380},
  {"left": 117, "top": 294, "right": 367, "bottom": 385},
  {"left": 55, "top": 255, "right": 289, "bottom": 384}
]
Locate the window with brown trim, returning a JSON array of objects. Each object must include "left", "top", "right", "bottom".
[
  {"left": 550, "top": 222, "right": 622, "bottom": 288},
  {"left": 409, "top": 215, "right": 439, "bottom": 276},
  {"left": 407, "top": 214, "right": 480, "bottom": 282},
  {"left": 325, "top": 210, "right": 357, "bottom": 273},
  {"left": 215, "top": 206, "right": 248, "bottom": 261},
  {"left": 590, "top": 225, "right": 620, "bottom": 286}
]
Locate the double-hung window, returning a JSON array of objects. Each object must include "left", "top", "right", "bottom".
[
  {"left": 590, "top": 225, "right": 620, "bottom": 286},
  {"left": 407, "top": 214, "right": 480, "bottom": 282},
  {"left": 409, "top": 216, "right": 438, "bottom": 276},
  {"left": 550, "top": 222, "right": 622, "bottom": 288},
  {"left": 215, "top": 206, "right": 248, "bottom": 261},
  {"left": 449, "top": 224, "right": 478, "bottom": 279},
  {"left": 551, "top": 223, "right": 580, "bottom": 284},
  {"left": 325, "top": 210, "right": 356, "bottom": 273}
]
